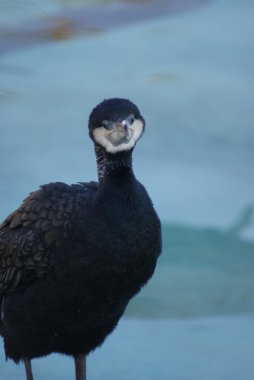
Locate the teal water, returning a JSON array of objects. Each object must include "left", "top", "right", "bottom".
[
  {"left": 0, "top": 0, "right": 254, "bottom": 379},
  {"left": 127, "top": 224, "right": 254, "bottom": 318}
]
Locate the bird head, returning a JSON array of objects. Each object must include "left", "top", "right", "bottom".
[{"left": 88, "top": 98, "right": 145, "bottom": 154}]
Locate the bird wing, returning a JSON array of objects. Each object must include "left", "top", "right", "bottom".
[{"left": 0, "top": 181, "right": 98, "bottom": 296}]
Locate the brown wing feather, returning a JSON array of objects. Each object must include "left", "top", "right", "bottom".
[{"left": 0, "top": 181, "right": 98, "bottom": 295}]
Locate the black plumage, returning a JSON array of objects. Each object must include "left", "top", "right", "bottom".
[{"left": 0, "top": 98, "right": 161, "bottom": 380}]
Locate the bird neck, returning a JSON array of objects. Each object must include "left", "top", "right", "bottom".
[
  {"left": 94, "top": 145, "right": 105, "bottom": 182},
  {"left": 94, "top": 145, "right": 134, "bottom": 181}
]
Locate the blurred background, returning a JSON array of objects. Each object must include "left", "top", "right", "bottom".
[{"left": 0, "top": 0, "right": 254, "bottom": 379}]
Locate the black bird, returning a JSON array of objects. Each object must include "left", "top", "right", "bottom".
[{"left": 0, "top": 98, "right": 161, "bottom": 380}]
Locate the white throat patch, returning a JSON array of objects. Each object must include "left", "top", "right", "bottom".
[{"left": 93, "top": 119, "right": 144, "bottom": 154}]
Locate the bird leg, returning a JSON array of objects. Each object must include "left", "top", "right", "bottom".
[
  {"left": 75, "top": 354, "right": 86, "bottom": 380},
  {"left": 24, "top": 358, "right": 34, "bottom": 380}
]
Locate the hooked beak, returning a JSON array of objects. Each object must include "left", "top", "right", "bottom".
[{"left": 106, "top": 120, "right": 134, "bottom": 146}]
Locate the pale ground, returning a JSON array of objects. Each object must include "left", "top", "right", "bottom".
[{"left": 1, "top": 316, "right": 254, "bottom": 380}]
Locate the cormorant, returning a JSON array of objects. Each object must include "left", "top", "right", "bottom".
[{"left": 0, "top": 98, "right": 161, "bottom": 380}]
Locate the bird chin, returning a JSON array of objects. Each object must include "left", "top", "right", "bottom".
[{"left": 106, "top": 130, "right": 133, "bottom": 147}]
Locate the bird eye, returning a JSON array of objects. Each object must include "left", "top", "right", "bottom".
[
  {"left": 128, "top": 114, "right": 135, "bottom": 124},
  {"left": 102, "top": 120, "right": 112, "bottom": 129}
]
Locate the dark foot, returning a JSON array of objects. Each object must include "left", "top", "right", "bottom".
[
  {"left": 24, "top": 358, "right": 34, "bottom": 380},
  {"left": 75, "top": 354, "right": 86, "bottom": 380}
]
